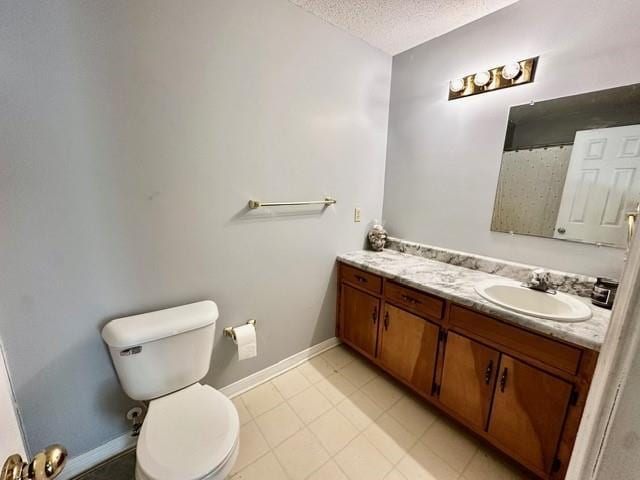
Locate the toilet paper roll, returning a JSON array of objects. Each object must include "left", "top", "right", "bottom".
[{"left": 233, "top": 323, "right": 257, "bottom": 360}]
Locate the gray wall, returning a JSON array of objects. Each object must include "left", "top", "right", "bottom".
[
  {"left": 383, "top": 0, "right": 640, "bottom": 278},
  {"left": 0, "top": 0, "right": 391, "bottom": 457}
]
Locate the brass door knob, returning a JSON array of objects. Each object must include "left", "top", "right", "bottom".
[
  {"left": 0, "top": 456, "right": 22, "bottom": 480},
  {"left": 1, "top": 445, "right": 67, "bottom": 480}
]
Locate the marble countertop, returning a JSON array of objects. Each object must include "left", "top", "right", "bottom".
[{"left": 338, "top": 249, "right": 610, "bottom": 351}]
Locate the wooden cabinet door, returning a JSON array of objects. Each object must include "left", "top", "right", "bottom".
[
  {"left": 378, "top": 304, "right": 439, "bottom": 394},
  {"left": 439, "top": 332, "right": 500, "bottom": 430},
  {"left": 340, "top": 284, "right": 380, "bottom": 357},
  {"left": 488, "top": 355, "right": 573, "bottom": 474}
]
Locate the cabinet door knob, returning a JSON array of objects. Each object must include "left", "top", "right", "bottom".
[
  {"left": 383, "top": 311, "right": 390, "bottom": 330},
  {"left": 372, "top": 306, "right": 378, "bottom": 324},
  {"left": 355, "top": 275, "right": 368, "bottom": 283},
  {"left": 484, "top": 360, "right": 494, "bottom": 385},
  {"left": 500, "top": 367, "right": 509, "bottom": 392}
]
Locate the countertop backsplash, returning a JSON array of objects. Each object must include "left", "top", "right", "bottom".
[{"left": 385, "top": 237, "right": 598, "bottom": 298}]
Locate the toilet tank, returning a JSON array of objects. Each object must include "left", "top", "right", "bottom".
[{"left": 102, "top": 301, "right": 219, "bottom": 401}]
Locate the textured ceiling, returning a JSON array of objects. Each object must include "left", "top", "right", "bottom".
[{"left": 289, "top": 0, "right": 519, "bottom": 55}]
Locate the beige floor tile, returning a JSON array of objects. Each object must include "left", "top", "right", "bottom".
[
  {"left": 231, "top": 452, "right": 288, "bottom": 480},
  {"left": 337, "top": 390, "right": 383, "bottom": 431},
  {"left": 321, "top": 345, "right": 357, "bottom": 369},
  {"left": 230, "top": 421, "right": 270, "bottom": 475},
  {"left": 255, "top": 402, "right": 303, "bottom": 447},
  {"left": 309, "top": 408, "right": 359, "bottom": 456},
  {"left": 364, "top": 413, "right": 418, "bottom": 464},
  {"left": 339, "top": 357, "right": 379, "bottom": 387},
  {"left": 274, "top": 428, "right": 330, "bottom": 480},
  {"left": 334, "top": 435, "right": 394, "bottom": 480},
  {"left": 315, "top": 372, "right": 357, "bottom": 405},
  {"left": 384, "top": 470, "right": 408, "bottom": 480},
  {"left": 272, "top": 368, "right": 312, "bottom": 399},
  {"left": 463, "top": 447, "right": 530, "bottom": 480},
  {"left": 421, "top": 419, "right": 479, "bottom": 472},
  {"left": 288, "top": 385, "right": 333, "bottom": 424},
  {"left": 307, "top": 460, "right": 348, "bottom": 480},
  {"left": 241, "top": 381, "right": 284, "bottom": 417},
  {"left": 361, "top": 375, "right": 405, "bottom": 410},
  {"left": 232, "top": 396, "right": 253, "bottom": 425},
  {"left": 396, "top": 442, "right": 459, "bottom": 480},
  {"left": 297, "top": 356, "right": 337, "bottom": 383},
  {"left": 387, "top": 394, "right": 437, "bottom": 437}
]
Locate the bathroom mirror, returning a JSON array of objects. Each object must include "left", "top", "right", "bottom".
[{"left": 491, "top": 83, "right": 640, "bottom": 248}]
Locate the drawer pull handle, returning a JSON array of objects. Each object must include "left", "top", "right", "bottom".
[
  {"left": 401, "top": 294, "right": 421, "bottom": 305},
  {"left": 372, "top": 306, "right": 378, "bottom": 324},
  {"left": 355, "top": 275, "right": 368, "bottom": 283},
  {"left": 484, "top": 360, "right": 494, "bottom": 385},
  {"left": 384, "top": 311, "right": 390, "bottom": 330},
  {"left": 500, "top": 367, "right": 509, "bottom": 392}
]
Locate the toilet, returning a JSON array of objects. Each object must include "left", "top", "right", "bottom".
[{"left": 102, "top": 301, "right": 239, "bottom": 480}]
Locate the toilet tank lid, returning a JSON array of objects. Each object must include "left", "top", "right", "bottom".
[{"left": 102, "top": 300, "right": 219, "bottom": 348}]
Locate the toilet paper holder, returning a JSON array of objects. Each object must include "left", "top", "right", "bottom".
[{"left": 223, "top": 319, "right": 256, "bottom": 342}]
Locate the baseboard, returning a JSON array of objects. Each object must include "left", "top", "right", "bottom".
[
  {"left": 219, "top": 336, "right": 341, "bottom": 398},
  {"left": 59, "top": 337, "right": 340, "bottom": 478},
  {"left": 59, "top": 433, "right": 137, "bottom": 480}
]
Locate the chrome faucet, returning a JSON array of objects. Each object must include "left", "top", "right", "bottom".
[{"left": 523, "top": 268, "right": 556, "bottom": 294}]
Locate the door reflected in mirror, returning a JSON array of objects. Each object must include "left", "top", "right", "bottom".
[{"left": 491, "top": 84, "right": 640, "bottom": 248}]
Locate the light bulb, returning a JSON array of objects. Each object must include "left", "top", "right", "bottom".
[
  {"left": 449, "top": 78, "right": 466, "bottom": 93},
  {"left": 502, "top": 62, "right": 522, "bottom": 80},
  {"left": 473, "top": 71, "right": 491, "bottom": 87}
]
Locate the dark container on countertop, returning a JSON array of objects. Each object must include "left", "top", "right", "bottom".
[{"left": 591, "top": 277, "right": 619, "bottom": 309}]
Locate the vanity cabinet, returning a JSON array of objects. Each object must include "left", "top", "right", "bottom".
[
  {"left": 340, "top": 284, "right": 379, "bottom": 357},
  {"left": 377, "top": 304, "right": 439, "bottom": 395},
  {"left": 488, "top": 355, "right": 574, "bottom": 474},
  {"left": 336, "top": 262, "right": 598, "bottom": 480},
  {"left": 439, "top": 332, "right": 500, "bottom": 430}
]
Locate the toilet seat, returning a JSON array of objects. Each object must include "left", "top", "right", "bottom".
[{"left": 136, "top": 383, "right": 240, "bottom": 480}]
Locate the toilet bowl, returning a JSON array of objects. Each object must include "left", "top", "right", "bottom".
[
  {"left": 135, "top": 383, "right": 240, "bottom": 480},
  {"left": 101, "top": 301, "right": 240, "bottom": 479}
]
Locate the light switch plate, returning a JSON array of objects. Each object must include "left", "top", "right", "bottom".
[{"left": 354, "top": 208, "right": 361, "bottom": 223}]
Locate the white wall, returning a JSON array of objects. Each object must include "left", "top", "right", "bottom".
[
  {"left": 592, "top": 326, "right": 640, "bottom": 478},
  {"left": 594, "top": 308, "right": 640, "bottom": 480},
  {"left": 383, "top": 0, "right": 640, "bottom": 278},
  {"left": 0, "top": 0, "right": 391, "bottom": 457},
  {"left": 0, "top": 340, "right": 26, "bottom": 461}
]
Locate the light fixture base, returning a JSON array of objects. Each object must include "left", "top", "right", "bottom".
[{"left": 448, "top": 57, "right": 538, "bottom": 100}]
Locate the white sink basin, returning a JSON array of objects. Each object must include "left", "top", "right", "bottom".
[{"left": 474, "top": 279, "right": 592, "bottom": 322}]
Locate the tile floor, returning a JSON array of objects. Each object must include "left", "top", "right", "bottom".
[
  {"left": 232, "top": 344, "right": 533, "bottom": 480},
  {"left": 74, "top": 345, "right": 534, "bottom": 480}
]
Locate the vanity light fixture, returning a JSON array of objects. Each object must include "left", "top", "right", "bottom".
[
  {"left": 501, "top": 62, "right": 522, "bottom": 80},
  {"left": 473, "top": 71, "right": 492, "bottom": 87},
  {"left": 448, "top": 57, "right": 538, "bottom": 100},
  {"left": 449, "top": 78, "right": 466, "bottom": 93}
]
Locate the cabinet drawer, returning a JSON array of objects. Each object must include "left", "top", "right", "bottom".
[
  {"left": 340, "top": 264, "right": 382, "bottom": 294},
  {"left": 384, "top": 281, "right": 444, "bottom": 320},
  {"left": 450, "top": 305, "right": 582, "bottom": 375}
]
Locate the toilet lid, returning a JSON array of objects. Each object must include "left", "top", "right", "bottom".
[{"left": 137, "top": 383, "right": 240, "bottom": 480}]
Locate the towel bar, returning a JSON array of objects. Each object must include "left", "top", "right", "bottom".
[{"left": 248, "top": 197, "right": 336, "bottom": 209}]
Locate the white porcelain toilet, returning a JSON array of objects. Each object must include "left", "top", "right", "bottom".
[{"left": 102, "top": 301, "right": 240, "bottom": 480}]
